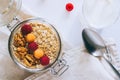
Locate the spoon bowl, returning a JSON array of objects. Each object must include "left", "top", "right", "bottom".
[
  {"left": 82, "top": 28, "right": 104, "bottom": 57},
  {"left": 82, "top": 28, "right": 120, "bottom": 78}
]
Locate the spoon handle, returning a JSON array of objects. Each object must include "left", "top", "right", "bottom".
[
  {"left": 104, "top": 45, "right": 120, "bottom": 78},
  {"left": 103, "top": 56, "right": 120, "bottom": 78}
]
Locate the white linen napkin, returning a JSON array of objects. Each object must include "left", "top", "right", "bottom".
[
  {"left": 25, "top": 40, "right": 120, "bottom": 80},
  {"left": 0, "top": 31, "right": 33, "bottom": 80}
]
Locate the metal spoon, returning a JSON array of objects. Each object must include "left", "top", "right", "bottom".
[{"left": 82, "top": 28, "right": 120, "bottom": 78}]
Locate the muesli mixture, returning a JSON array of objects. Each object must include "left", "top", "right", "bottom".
[{"left": 12, "top": 22, "right": 60, "bottom": 68}]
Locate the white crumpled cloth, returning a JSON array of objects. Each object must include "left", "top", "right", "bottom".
[
  {"left": 25, "top": 41, "right": 120, "bottom": 80},
  {"left": 0, "top": 30, "right": 33, "bottom": 80}
]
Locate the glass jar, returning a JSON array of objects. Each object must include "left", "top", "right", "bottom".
[
  {"left": 0, "top": 0, "right": 21, "bottom": 26},
  {"left": 8, "top": 18, "right": 69, "bottom": 75},
  {"left": 0, "top": 0, "right": 69, "bottom": 76}
]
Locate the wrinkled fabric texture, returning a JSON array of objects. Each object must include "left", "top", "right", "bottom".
[
  {"left": 0, "top": 30, "right": 32, "bottom": 80},
  {"left": 25, "top": 46, "right": 119, "bottom": 80},
  {"left": 0, "top": 7, "right": 34, "bottom": 80}
]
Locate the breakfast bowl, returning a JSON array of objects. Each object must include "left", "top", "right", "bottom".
[{"left": 8, "top": 18, "right": 69, "bottom": 75}]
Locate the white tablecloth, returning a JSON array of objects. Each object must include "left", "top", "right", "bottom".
[{"left": 0, "top": 0, "right": 120, "bottom": 79}]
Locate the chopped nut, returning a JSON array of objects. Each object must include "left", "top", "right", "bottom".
[
  {"left": 17, "top": 47, "right": 27, "bottom": 52},
  {"left": 13, "top": 33, "right": 26, "bottom": 47},
  {"left": 25, "top": 54, "right": 35, "bottom": 63},
  {"left": 23, "top": 58, "right": 32, "bottom": 67}
]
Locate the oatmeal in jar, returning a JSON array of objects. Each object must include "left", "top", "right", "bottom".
[{"left": 12, "top": 22, "right": 61, "bottom": 69}]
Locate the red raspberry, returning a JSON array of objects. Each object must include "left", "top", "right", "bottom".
[
  {"left": 66, "top": 3, "right": 74, "bottom": 11},
  {"left": 21, "top": 24, "right": 32, "bottom": 35},
  {"left": 40, "top": 56, "right": 50, "bottom": 66},
  {"left": 28, "top": 42, "right": 38, "bottom": 52}
]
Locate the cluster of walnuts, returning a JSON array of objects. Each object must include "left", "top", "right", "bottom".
[{"left": 13, "top": 32, "right": 39, "bottom": 67}]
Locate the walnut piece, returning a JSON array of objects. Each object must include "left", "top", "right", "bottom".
[{"left": 13, "top": 33, "right": 26, "bottom": 47}]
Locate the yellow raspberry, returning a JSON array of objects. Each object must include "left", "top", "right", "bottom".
[
  {"left": 26, "top": 33, "right": 36, "bottom": 42},
  {"left": 34, "top": 49, "right": 44, "bottom": 59}
]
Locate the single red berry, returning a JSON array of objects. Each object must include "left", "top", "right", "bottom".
[
  {"left": 66, "top": 3, "right": 74, "bottom": 11},
  {"left": 21, "top": 24, "right": 32, "bottom": 35},
  {"left": 28, "top": 42, "right": 38, "bottom": 52},
  {"left": 40, "top": 55, "right": 50, "bottom": 66}
]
